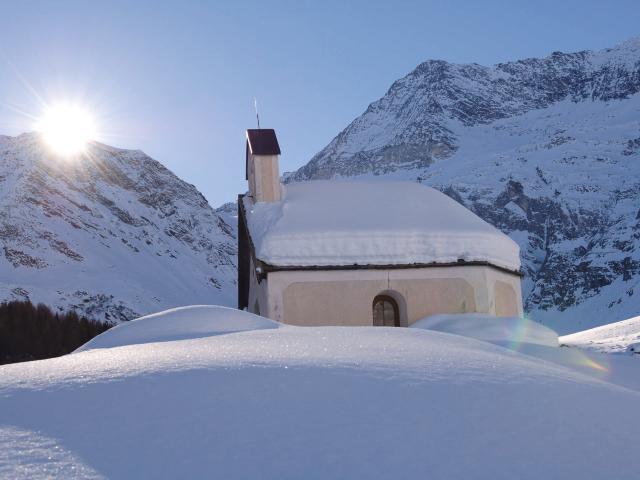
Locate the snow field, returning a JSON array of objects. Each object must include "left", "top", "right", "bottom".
[{"left": 0, "top": 306, "right": 638, "bottom": 479}]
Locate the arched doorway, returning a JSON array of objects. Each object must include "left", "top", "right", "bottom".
[{"left": 372, "top": 295, "right": 400, "bottom": 327}]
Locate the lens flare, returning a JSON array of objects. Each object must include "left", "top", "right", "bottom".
[
  {"left": 502, "top": 316, "right": 609, "bottom": 371},
  {"left": 36, "top": 103, "right": 97, "bottom": 156},
  {"left": 505, "top": 314, "right": 539, "bottom": 352},
  {"left": 568, "top": 349, "right": 610, "bottom": 374}
]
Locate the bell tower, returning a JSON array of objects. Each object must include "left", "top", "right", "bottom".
[{"left": 246, "top": 129, "right": 281, "bottom": 203}]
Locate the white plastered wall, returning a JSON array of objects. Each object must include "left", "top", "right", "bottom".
[{"left": 253, "top": 265, "right": 522, "bottom": 326}]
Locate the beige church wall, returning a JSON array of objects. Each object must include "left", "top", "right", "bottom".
[
  {"left": 484, "top": 268, "right": 524, "bottom": 317},
  {"left": 280, "top": 277, "right": 476, "bottom": 326},
  {"left": 262, "top": 265, "right": 522, "bottom": 326},
  {"left": 494, "top": 280, "right": 519, "bottom": 317}
]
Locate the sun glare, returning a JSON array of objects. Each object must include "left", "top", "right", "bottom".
[{"left": 36, "top": 103, "right": 97, "bottom": 156}]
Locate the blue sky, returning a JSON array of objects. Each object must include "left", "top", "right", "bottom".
[{"left": 1, "top": 0, "right": 638, "bottom": 205}]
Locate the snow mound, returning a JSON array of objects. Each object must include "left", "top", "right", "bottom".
[
  {"left": 76, "top": 305, "right": 279, "bottom": 351},
  {"left": 244, "top": 180, "right": 520, "bottom": 271},
  {"left": 560, "top": 315, "right": 640, "bottom": 354},
  {"left": 412, "top": 313, "right": 559, "bottom": 347},
  {"left": 1, "top": 322, "right": 638, "bottom": 479}
]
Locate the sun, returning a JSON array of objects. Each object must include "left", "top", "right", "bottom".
[{"left": 36, "top": 103, "right": 97, "bottom": 156}]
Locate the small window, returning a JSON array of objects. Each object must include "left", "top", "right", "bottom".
[{"left": 372, "top": 295, "right": 399, "bottom": 327}]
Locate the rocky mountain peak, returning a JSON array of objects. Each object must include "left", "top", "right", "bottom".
[
  {"left": 0, "top": 133, "right": 236, "bottom": 322},
  {"left": 292, "top": 37, "right": 640, "bottom": 333}
]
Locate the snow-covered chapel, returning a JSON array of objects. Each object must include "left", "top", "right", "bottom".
[{"left": 237, "top": 128, "right": 523, "bottom": 326}]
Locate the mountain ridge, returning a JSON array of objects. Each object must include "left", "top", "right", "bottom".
[{"left": 294, "top": 36, "right": 640, "bottom": 182}]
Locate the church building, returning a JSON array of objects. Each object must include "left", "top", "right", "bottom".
[{"left": 237, "top": 128, "right": 523, "bottom": 327}]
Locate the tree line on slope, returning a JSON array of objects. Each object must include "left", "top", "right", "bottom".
[{"left": 0, "top": 300, "right": 113, "bottom": 365}]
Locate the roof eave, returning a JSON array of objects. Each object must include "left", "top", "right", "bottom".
[{"left": 257, "top": 259, "right": 524, "bottom": 278}]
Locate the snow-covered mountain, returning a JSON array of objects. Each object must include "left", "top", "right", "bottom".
[
  {"left": 293, "top": 37, "right": 640, "bottom": 334},
  {"left": 0, "top": 133, "right": 236, "bottom": 322}
]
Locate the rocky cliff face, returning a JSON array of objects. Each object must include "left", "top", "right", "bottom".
[
  {"left": 293, "top": 38, "right": 640, "bottom": 333},
  {"left": 0, "top": 133, "right": 236, "bottom": 322}
]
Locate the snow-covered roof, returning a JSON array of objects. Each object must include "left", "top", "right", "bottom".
[{"left": 244, "top": 180, "right": 520, "bottom": 271}]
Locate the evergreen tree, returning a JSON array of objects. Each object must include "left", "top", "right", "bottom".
[{"left": 0, "top": 300, "right": 113, "bottom": 364}]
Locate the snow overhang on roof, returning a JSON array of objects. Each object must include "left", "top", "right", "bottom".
[{"left": 242, "top": 180, "right": 521, "bottom": 273}]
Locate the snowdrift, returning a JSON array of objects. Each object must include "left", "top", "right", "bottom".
[
  {"left": 412, "top": 313, "right": 559, "bottom": 347},
  {"left": 1, "top": 307, "right": 639, "bottom": 479},
  {"left": 77, "top": 305, "right": 279, "bottom": 351}
]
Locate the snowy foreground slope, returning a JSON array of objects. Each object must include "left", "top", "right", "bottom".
[
  {"left": 0, "top": 134, "right": 236, "bottom": 321},
  {"left": 1, "top": 307, "right": 639, "bottom": 479},
  {"left": 293, "top": 37, "right": 640, "bottom": 333}
]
